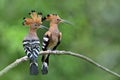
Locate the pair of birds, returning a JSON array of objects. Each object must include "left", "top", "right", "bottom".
[{"left": 22, "top": 10, "right": 65, "bottom": 75}]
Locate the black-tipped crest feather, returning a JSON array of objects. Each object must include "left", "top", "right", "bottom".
[
  {"left": 31, "top": 10, "right": 36, "bottom": 12},
  {"left": 42, "top": 17, "right": 46, "bottom": 21},
  {"left": 38, "top": 12, "right": 42, "bottom": 15}
]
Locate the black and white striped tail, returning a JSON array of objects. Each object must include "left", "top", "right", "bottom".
[{"left": 23, "top": 40, "right": 40, "bottom": 75}]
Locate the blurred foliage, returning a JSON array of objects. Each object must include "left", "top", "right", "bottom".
[{"left": 0, "top": 0, "right": 120, "bottom": 80}]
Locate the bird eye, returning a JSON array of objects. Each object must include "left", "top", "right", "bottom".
[
  {"left": 57, "top": 19, "right": 61, "bottom": 21},
  {"left": 35, "top": 24, "right": 37, "bottom": 26},
  {"left": 34, "top": 23, "right": 38, "bottom": 26}
]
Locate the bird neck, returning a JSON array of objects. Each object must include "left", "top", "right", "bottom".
[
  {"left": 28, "top": 27, "right": 37, "bottom": 37},
  {"left": 49, "top": 23, "right": 59, "bottom": 33}
]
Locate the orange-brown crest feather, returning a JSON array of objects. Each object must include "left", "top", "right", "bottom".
[
  {"left": 30, "top": 12, "right": 37, "bottom": 22},
  {"left": 37, "top": 14, "right": 42, "bottom": 24},
  {"left": 23, "top": 11, "right": 42, "bottom": 26},
  {"left": 24, "top": 18, "right": 33, "bottom": 25}
]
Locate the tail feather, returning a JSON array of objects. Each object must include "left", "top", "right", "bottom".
[
  {"left": 30, "top": 62, "right": 39, "bottom": 75},
  {"left": 41, "top": 62, "right": 48, "bottom": 75}
]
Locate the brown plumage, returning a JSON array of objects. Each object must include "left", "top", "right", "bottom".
[{"left": 41, "top": 14, "right": 63, "bottom": 75}]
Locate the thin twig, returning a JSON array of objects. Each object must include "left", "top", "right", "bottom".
[{"left": 0, "top": 50, "right": 120, "bottom": 78}]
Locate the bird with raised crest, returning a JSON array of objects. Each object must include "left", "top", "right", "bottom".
[
  {"left": 22, "top": 10, "right": 43, "bottom": 75},
  {"left": 41, "top": 14, "right": 70, "bottom": 75}
]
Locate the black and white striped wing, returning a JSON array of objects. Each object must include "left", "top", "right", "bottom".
[
  {"left": 32, "top": 41, "right": 40, "bottom": 59},
  {"left": 42, "top": 35, "right": 50, "bottom": 51},
  {"left": 23, "top": 40, "right": 40, "bottom": 60}
]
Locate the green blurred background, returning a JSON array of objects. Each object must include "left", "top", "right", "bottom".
[{"left": 0, "top": 0, "right": 120, "bottom": 80}]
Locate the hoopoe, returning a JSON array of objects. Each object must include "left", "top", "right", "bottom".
[
  {"left": 41, "top": 14, "right": 66, "bottom": 75},
  {"left": 22, "top": 10, "right": 43, "bottom": 75}
]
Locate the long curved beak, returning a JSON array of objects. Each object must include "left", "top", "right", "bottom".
[
  {"left": 60, "top": 19, "right": 74, "bottom": 26},
  {"left": 39, "top": 25, "right": 48, "bottom": 30}
]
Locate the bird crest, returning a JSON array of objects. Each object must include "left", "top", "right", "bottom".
[
  {"left": 45, "top": 14, "right": 61, "bottom": 21},
  {"left": 23, "top": 10, "right": 43, "bottom": 26}
]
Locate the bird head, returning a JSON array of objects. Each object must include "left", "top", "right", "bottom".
[
  {"left": 42, "top": 14, "right": 73, "bottom": 25},
  {"left": 42, "top": 14, "right": 63, "bottom": 24},
  {"left": 23, "top": 10, "right": 44, "bottom": 30}
]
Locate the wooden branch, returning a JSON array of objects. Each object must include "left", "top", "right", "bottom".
[{"left": 0, "top": 50, "right": 120, "bottom": 78}]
